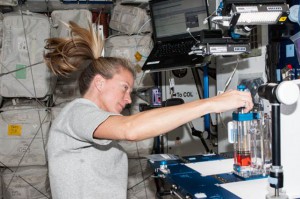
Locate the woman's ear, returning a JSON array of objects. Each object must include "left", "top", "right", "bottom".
[{"left": 94, "top": 74, "right": 105, "bottom": 91}]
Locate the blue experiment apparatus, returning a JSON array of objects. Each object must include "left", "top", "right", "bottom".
[
  {"left": 148, "top": 80, "right": 300, "bottom": 199},
  {"left": 228, "top": 85, "right": 270, "bottom": 179}
]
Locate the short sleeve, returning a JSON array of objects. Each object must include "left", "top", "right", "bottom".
[{"left": 63, "top": 99, "right": 119, "bottom": 145}]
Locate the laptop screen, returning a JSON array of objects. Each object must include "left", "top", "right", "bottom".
[{"left": 150, "top": 0, "right": 208, "bottom": 40}]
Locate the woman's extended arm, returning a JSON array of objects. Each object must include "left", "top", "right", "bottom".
[{"left": 94, "top": 89, "right": 253, "bottom": 141}]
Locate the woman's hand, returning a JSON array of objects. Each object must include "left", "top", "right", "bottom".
[{"left": 207, "top": 90, "right": 254, "bottom": 113}]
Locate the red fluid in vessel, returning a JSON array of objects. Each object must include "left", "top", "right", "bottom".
[{"left": 236, "top": 152, "right": 251, "bottom": 166}]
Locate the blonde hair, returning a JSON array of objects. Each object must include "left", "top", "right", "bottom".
[{"left": 44, "top": 21, "right": 135, "bottom": 95}]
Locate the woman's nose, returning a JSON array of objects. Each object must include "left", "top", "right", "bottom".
[{"left": 125, "top": 92, "right": 132, "bottom": 104}]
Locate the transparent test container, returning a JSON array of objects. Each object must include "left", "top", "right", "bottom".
[{"left": 229, "top": 112, "right": 272, "bottom": 178}]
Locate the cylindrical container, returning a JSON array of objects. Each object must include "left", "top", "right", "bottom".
[
  {"left": 235, "top": 119, "right": 252, "bottom": 167},
  {"left": 231, "top": 111, "right": 272, "bottom": 178},
  {"left": 232, "top": 111, "right": 256, "bottom": 178}
]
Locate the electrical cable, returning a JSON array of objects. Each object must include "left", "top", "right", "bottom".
[
  {"left": 0, "top": 61, "right": 43, "bottom": 77},
  {"left": 186, "top": 28, "right": 200, "bottom": 43},
  {"left": 127, "top": 174, "right": 153, "bottom": 191},
  {"left": 203, "top": 10, "right": 216, "bottom": 25},
  {"left": 204, "top": 0, "right": 212, "bottom": 30},
  {"left": 223, "top": 56, "right": 240, "bottom": 92},
  {"left": 137, "top": 18, "right": 151, "bottom": 35}
]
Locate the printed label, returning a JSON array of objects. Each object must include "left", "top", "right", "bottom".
[
  {"left": 234, "top": 47, "right": 247, "bottom": 52},
  {"left": 279, "top": 16, "right": 287, "bottom": 22},
  {"left": 16, "top": 64, "right": 27, "bottom": 79},
  {"left": 267, "top": 6, "right": 283, "bottom": 11},
  {"left": 176, "top": 92, "right": 194, "bottom": 98},
  {"left": 236, "top": 6, "right": 258, "bottom": 13},
  {"left": 8, "top": 124, "right": 22, "bottom": 136},
  {"left": 210, "top": 46, "right": 227, "bottom": 53}
]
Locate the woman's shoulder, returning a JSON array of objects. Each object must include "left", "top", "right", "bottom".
[
  {"left": 58, "top": 98, "right": 98, "bottom": 115},
  {"left": 68, "top": 98, "right": 97, "bottom": 108}
]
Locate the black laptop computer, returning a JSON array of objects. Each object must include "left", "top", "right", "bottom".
[{"left": 142, "top": 0, "right": 209, "bottom": 72}]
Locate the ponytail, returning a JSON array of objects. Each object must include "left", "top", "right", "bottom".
[{"left": 44, "top": 21, "right": 135, "bottom": 96}]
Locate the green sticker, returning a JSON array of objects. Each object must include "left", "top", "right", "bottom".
[{"left": 16, "top": 64, "right": 26, "bottom": 79}]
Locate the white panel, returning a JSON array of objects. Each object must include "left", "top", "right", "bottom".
[{"left": 281, "top": 80, "right": 300, "bottom": 198}]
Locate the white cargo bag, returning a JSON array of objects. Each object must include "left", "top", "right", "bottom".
[
  {"left": 104, "top": 34, "right": 154, "bottom": 88},
  {"left": 0, "top": 100, "right": 51, "bottom": 167},
  {"left": 109, "top": 4, "right": 152, "bottom": 35},
  {"left": 51, "top": 9, "right": 92, "bottom": 38},
  {"left": 105, "top": 34, "right": 153, "bottom": 65},
  {"left": 2, "top": 166, "right": 51, "bottom": 199},
  {"left": 0, "top": 12, "right": 54, "bottom": 98},
  {"left": 0, "top": 0, "right": 18, "bottom": 6}
]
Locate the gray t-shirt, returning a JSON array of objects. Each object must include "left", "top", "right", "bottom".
[{"left": 47, "top": 98, "right": 128, "bottom": 199}]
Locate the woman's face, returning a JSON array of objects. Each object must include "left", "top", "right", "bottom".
[{"left": 99, "top": 69, "right": 134, "bottom": 114}]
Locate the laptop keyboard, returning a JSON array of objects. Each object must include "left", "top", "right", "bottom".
[{"left": 154, "top": 40, "right": 195, "bottom": 58}]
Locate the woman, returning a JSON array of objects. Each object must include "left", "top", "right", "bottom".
[{"left": 44, "top": 22, "right": 253, "bottom": 199}]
